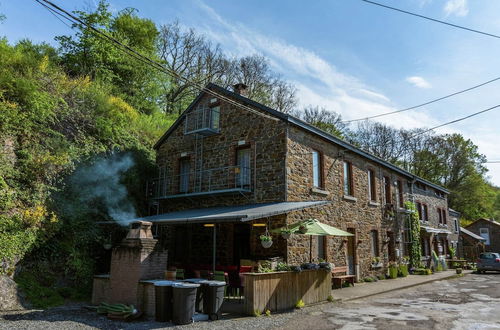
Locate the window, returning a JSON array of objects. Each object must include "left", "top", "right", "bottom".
[
  {"left": 423, "top": 204, "right": 429, "bottom": 222},
  {"left": 454, "top": 219, "right": 459, "bottom": 233},
  {"left": 416, "top": 202, "right": 423, "bottom": 220},
  {"left": 312, "top": 150, "right": 322, "bottom": 188},
  {"left": 370, "top": 230, "right": 379, "bottom": 257},
  {"left": 383, "top": 176, "right": 391, "bottom": 204},
  {"left": 317, "top": 236, "right": 326, "bottom": 261},
  {"left": 368, "top": 169, "right": 377, "bottom": 202},
  {"left": 179, "top": 158, "right": 190, "bottom": 193},
  {"left": 343, "top": 161, "right": 353, "bottom": 196},
  {"left": 236, "top": 147, "right": 251, "bottom": 187},
  {"left": 210, "top": 106, "right": 220, "bottom": 130},
  {"left": 480, "top": 228, "right": 490, "bottom": 245},
  {"left": 437, "top": 208, "right": 443, "bottom": 224},
  {"left": 397, "top": 180, "right": 404, "bottom": 207},
  {"left": 442, "top": 209, "right": 447, "bottom": 225}
]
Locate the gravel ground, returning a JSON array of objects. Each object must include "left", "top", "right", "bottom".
[{"left": 2, "top": 273, "right": 499, "bottom": 329}]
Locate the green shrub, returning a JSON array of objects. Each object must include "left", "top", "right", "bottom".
[
  {"left": 15, "top": 272, "right": 64, "bottom": 308},
  {"left": 295, "top": 299, "right": 305, "bottom": 309},
  {"left": 377, "top": 274, "right": 386, "bottom": 280},
  {"left": 398, "top": 264, "right": 409, "bottom": 277},
  {"left": 388, "top": 265, "right": 398, "bottom": 279},
  {"left": 363, "top": 277, "right": 375, "bottom": 282},
  {"left": 327, "top": 295, "right": 334, "bottom": 302}
]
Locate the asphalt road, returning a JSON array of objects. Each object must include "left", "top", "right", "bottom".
[
  {"left": 278, "top": 272, "right": 500, "bottom": 330},
  {"left": 1, "top": 273, "right": 499, "bottom": 329}
]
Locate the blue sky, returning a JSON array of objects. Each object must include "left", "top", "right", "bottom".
[{"left": 1, "top": 0, "right": 500, "bottom": 185}]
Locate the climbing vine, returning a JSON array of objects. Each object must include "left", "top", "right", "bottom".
[{"left": 404, "top": 201, "right": 421, "bottom": 268}]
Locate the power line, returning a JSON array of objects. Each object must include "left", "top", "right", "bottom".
[
  {"left": 35, "top": 0, "right": 279, "bottom": 121},
  {"left": 410, "top": 104, "right": 500, "bottom": 138},
  {"left": 342, "top": 76, "right": 500, "bottom": 123},
  {"left": 362, "top": 0, "right": 500, "bottom": 40}
]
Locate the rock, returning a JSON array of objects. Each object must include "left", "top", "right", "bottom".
[{"left": 0, "top": 275, "right": 25, "bottom": 311}]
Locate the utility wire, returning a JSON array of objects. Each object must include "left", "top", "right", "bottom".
[
  {"left": 409, "top": 104, "right": 500, "bottom": 138},
  {"left": 35, "top": 0, "right": 279, "bottom": 121},
  {"left": 342, "top": 76, "right": 500, "bottom": 123},
  {"left": 362, "top": 0, "right": 500, "bottom": 40}
]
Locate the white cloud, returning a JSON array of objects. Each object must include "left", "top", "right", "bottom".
[
  {"left": 406, "top": 76, "right": 432, "bottom": 89},
  {"left": 444, "top": 0, "right": 469, "bottom": 17}
]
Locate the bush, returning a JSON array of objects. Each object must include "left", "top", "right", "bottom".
[
  {"left": 377, "top": 274, "right": 386, "bottom": 280},
  {"left": 363, "top": 276, "right": 375, "bottom": 282},
  {"left": 398, "top": 264, "right": 409, "bottom": 277},
  {"left": 295, "top": 299, "right": 305, "bottom": 309},
  {"left": 388, "top": 265, "right": 398, "bottom": 279}
]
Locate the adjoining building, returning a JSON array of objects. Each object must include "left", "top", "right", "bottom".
[
  {"left": 144, "top": 83, "right": 453, "bottom": 280},
  {"left": 459, "top": 226, "right": 486, "bottom": 261},
  {"left": 464, "top": 218, "right": 500, "bottom": 254}
]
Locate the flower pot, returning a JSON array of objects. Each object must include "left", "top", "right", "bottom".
[
  {"left": 281, "top": 232, "right": 291, "bottom": 240},
  {"left": 261, "top": 240, "right": 273, "bottom": 248}
]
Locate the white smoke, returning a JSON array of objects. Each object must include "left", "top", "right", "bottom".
[{"left": 69, "top": 153, "right": 137, "bottom": 226}]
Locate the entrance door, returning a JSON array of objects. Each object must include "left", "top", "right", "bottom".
[
  {"left": 233, "top": 224, "right": 251, "bottom": 265},
  {"left": 387, "top": 231, "right": 396, "bottom": 261},
  {"left": 347, "top": 228, "right": 356, "bottom": 275}
]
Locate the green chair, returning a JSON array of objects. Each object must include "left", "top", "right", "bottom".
[
  {"left": 213, "top": 270, "right": 227, "bottom": 296},
  {"left": 176, "top": 269, "right": 185, "bottom": 280}
]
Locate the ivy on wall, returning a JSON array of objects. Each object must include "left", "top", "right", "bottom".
[{"left": 404, "top": 201, "right": 422, "bottom": 268}]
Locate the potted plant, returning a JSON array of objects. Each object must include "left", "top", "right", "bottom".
[
  {"left": 281, "top": 228, "right": 293, "bottom": 240},
  {"left": 298, "top": 225, "right": 308, "bottom": 234},
  {"left": 260, "top": 234, "right": 273, "bottom": 248},
  {"left": 371, "top": 257, "right": 382, "bottom": 269}
]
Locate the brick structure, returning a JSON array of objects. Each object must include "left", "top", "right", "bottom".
[
  {"left": 150, "top": 83, "right": 452, "bottom": 280},
  {"left": 103, "top": 221, "right": 168, "bottom": 305},
  {"left": 465, "top": 218, "right": 500, "bottom": 253}
]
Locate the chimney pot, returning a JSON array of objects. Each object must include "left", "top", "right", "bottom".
[
  {"left": 126, "top": 220, "right": 153, "bottom": 240},
  {"left": 233, "top": 83, "right": 248, "bottom": 96}
]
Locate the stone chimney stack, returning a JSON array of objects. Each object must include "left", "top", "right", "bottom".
[
  {"left": 108, "top": 221, "right": 168, "bottom": 304},
  {"left": 233, "top": 83, "right": 248, "bottom": 97}
]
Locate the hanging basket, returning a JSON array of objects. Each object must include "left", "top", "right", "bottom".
[
  {"left": 298, "top": 225, "right": 308, "bottom": 234},
  {"left": 281, "top": 232, "right": 291, "bottom": 240},
  {"left": 261, "top": 240, "right": 273, "bottom": 248}
]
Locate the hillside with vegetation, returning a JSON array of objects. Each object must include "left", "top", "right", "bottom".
[{"left": 0, "top": 1, "right": 499, "bottom": 307}]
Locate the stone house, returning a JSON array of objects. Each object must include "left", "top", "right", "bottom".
[
  {"left": 465, "top": 218, "right": 500, "bottom": 253},
  {"left": 145, "top": 83, "right": 452, "bottom": 280}
]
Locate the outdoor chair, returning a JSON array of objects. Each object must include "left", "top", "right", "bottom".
[{"left": 176, "top": 268, "right": 185, "bottom": 280}]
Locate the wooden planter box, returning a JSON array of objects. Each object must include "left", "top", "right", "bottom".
[{"left": 243, "top": 269, "right": 330, "bottom": 315}]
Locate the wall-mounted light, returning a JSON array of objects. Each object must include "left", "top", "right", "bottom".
[
  {"left": 203, "top": 224, "right": 215, "bottom": 227},
  {"left": 252, "top": 223, "right": 266, "bottom": 227}
]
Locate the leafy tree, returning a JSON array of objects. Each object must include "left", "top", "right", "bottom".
[
  {"left": 56, "top": 1, "right": 163, "bottom": 115},
  {"left": 292, "top": 106, "right": 348, "bottom": 138}
]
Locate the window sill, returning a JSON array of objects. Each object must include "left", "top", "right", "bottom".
[
  {"left": 343, "top": 195, "right": 357, "bottom": 202},
  {"left": 368, "top": 201, "right": 380, "bottom": 207},
  {"left": 311, "top": 187, "right": 329, "bottom": 196}
]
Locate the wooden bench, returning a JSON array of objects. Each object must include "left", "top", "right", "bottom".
[{"left": 332, "top": 266, "right": 355, "bottom": 289}]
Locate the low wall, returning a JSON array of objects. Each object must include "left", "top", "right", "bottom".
[
  {"left": 243, "top": 269, "right": 330, "bottom": 315},
  {"left": 91, "top": 275, "right": 158, "bottom": 317},
  {"left": 91, "top": 275, "right": 110, "bottom": 305}
]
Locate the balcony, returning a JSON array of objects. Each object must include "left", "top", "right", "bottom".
[
  {"left": 184, "top": 107, "right": 220, "bottom": 136},
  {"left": 147, "top": 165, "right": 252, "bottom": 199}
]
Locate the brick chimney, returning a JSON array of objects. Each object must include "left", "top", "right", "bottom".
[
  {"left": 108, "top": 221, "right": 168, "bottom": 304},
  {"left": 233, "top": 83, "right": 248, "bottom": 97}
]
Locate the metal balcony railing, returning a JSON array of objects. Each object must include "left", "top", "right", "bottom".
[
  {"left": 147, "top": 165, "right": 252, "bottom": 199},
  {"left": 184, "top": 107, "right": 220, "bottom": 136}
]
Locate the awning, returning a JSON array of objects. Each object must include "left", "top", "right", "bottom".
[
  {"left": 460, "top": 227, "right": 486, "bottom": 241},
  {"left": 421, "top": 225, "right": 451, "bottom": 235},
  {"left": 136, "top": 201, "right": 331, "bottom": 224}
]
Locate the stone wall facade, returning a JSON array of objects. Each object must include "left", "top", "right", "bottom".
[
  {"left": 285, "top": 125, "right": 411, "bottom": 279},
  {"left": 466, "top": 218, "right": 500, "bottom": 253},
  {"left": 152, "top": 86, "right": 451, "bottom": 280}
]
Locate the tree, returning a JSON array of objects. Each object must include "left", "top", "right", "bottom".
[
  {"left": 56, "top": 1, "right": 163, "bottom": 114},
  {"left": 292, "top": 106, "right": 348, "bottom": 138}
]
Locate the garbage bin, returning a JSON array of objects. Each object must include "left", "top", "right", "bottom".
[
  {"left": 154, "top": 280, "right": 177, "bottom": 322},
  {"left": 202, "top": 280, "right": 226, "bottom": 320},
  {"left": 172, "top": 282, "right": 200, "bottom": 325},
  {"left": 183, "top": 278, "right": 209, "bottom": 313}
]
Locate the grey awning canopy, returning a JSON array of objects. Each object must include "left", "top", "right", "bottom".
[
  {"left": 460, "top": 227, "right": 486, "bottom": 241},
  {"left": 421, "top": 225, "right": 451, "bottom": 235},
  {"left": 137, "top": 201, "right": 331, "bottom": 224}
]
